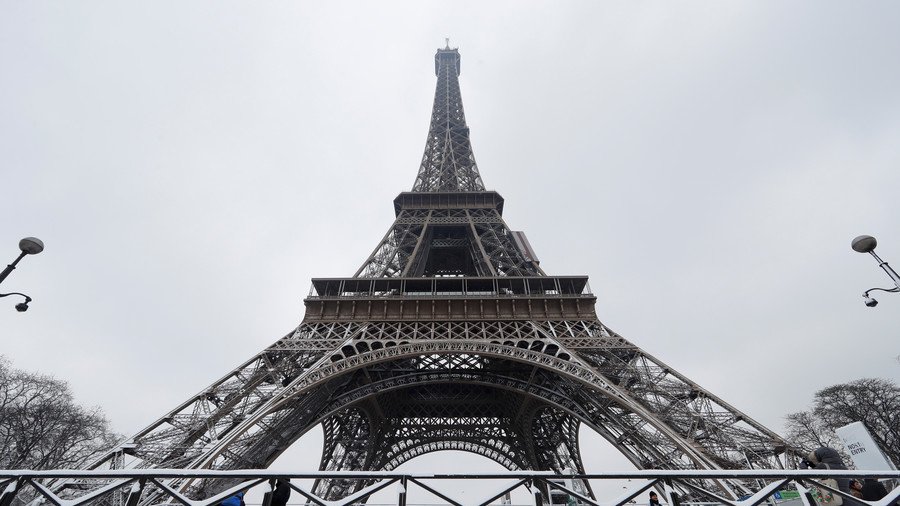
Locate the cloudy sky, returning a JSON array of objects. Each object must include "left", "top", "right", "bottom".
[{"left": 2, "top": 0, "right": 899, "bottom": 499}]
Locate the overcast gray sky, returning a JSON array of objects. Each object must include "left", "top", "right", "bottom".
[{"left": 2, "top": 1, "right": 899, "bottom": 500}]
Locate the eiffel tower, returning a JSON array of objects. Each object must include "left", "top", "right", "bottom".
[{"left": 81, "top": 44, "right": 791, "bottom": 502}]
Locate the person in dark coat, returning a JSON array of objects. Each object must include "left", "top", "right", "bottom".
[
  {"left": 860, "top": 478, "right": 888, "bottom": 501},
  {"left": 648, "top": 491, "right": 661, "bottom": 506},
  {"left": 804, "top": 447, "right": 862, "bottom": 506},
  {"left": 262, "top": 479, "right": 291, "bottom": 506},
  {"left": 270, "top": 479, "right": 291, "bottom": 506}
]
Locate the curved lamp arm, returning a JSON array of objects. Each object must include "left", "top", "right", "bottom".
[
  {"left": 863, "top": 287, "right": 900, "bottom": 297},
  {"left": 0, "top": 292, "right": 33, "bottom": 312}
]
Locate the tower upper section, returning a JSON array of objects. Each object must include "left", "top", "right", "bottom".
[
  {"left": 353, "top": 46, "right": 543, "bottom": 279},
  {"left": 411, "top": 46, "right": 486, "bottom": 192}
]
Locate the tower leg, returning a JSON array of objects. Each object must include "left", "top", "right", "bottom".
[{"left": 312, "top": 408, "right": 373, "bottom": 501}]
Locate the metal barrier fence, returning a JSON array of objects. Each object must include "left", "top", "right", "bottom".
[{"left": 1, "top": 470, "right": 898, "bottom": 506}]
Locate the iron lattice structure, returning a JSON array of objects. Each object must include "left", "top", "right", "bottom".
[{"left": 67, "top": 45, "right": 792, "bottom": 503}]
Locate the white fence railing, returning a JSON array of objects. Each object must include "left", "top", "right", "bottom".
[{"left": 1, "top": 470, "right": 898, "bottom": 506}]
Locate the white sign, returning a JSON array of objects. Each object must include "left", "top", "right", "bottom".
[{"left": 835, "top": 421, "right": 897, "bottom": 470}]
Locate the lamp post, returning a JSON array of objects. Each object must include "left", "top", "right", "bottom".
[
  {"left": 0, "top": 237, "right": 44, "bottom": 312},
  {"left": 851, "top": 235, "right": 900, "bottom": 307}
]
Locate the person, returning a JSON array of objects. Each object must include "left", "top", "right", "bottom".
[
  {"left": 803, "top": 447, "right": 863, "bottom": 506},
  {"left": 860, "top": 478, "right": 888, "bottom": 502},
  {"left": 849, "top": 480, "right": 864, "bottom": 499},
  {"left": 268, "top": 479, "right": 291, "bottom": 506},
  {"left": 648, "top": 491, "right": 661, "bottom": 506}
]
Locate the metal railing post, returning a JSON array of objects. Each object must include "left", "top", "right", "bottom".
[
  {"left": 0, "top": 480, "right": 20, "bottom": 506},
  {"left": 533, "top": 485, "right": 544, "bottom": 506},
  {"left": 123, "top": 479, "right": 145, "bottom": 506},
  {"left": 663, "top": 479, "right": 680, "bottom": 506},
  {"left": 397, "top": 476, "right": 408, "bottom": 506}
]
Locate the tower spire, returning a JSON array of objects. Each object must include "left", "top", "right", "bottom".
[{"left": 411, "top": 46, "right": 485, "bottom": 192}]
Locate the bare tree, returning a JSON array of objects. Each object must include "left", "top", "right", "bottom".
[
  {"left": 785, "top": 377, "right": 899, "bottom": 466},
  {"left": 784, "top": 411, "right": 842, "bottom": 452},
  {"left": 0, "top": 356, "right": 119, "bottom": 469}
]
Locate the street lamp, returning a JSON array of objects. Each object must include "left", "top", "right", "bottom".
[
  {"left": 0, "top": 237, "right": 44, "bottom": 312},
  {"left": 851, "top": 235, "right": 900, "bottom": 307}
]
